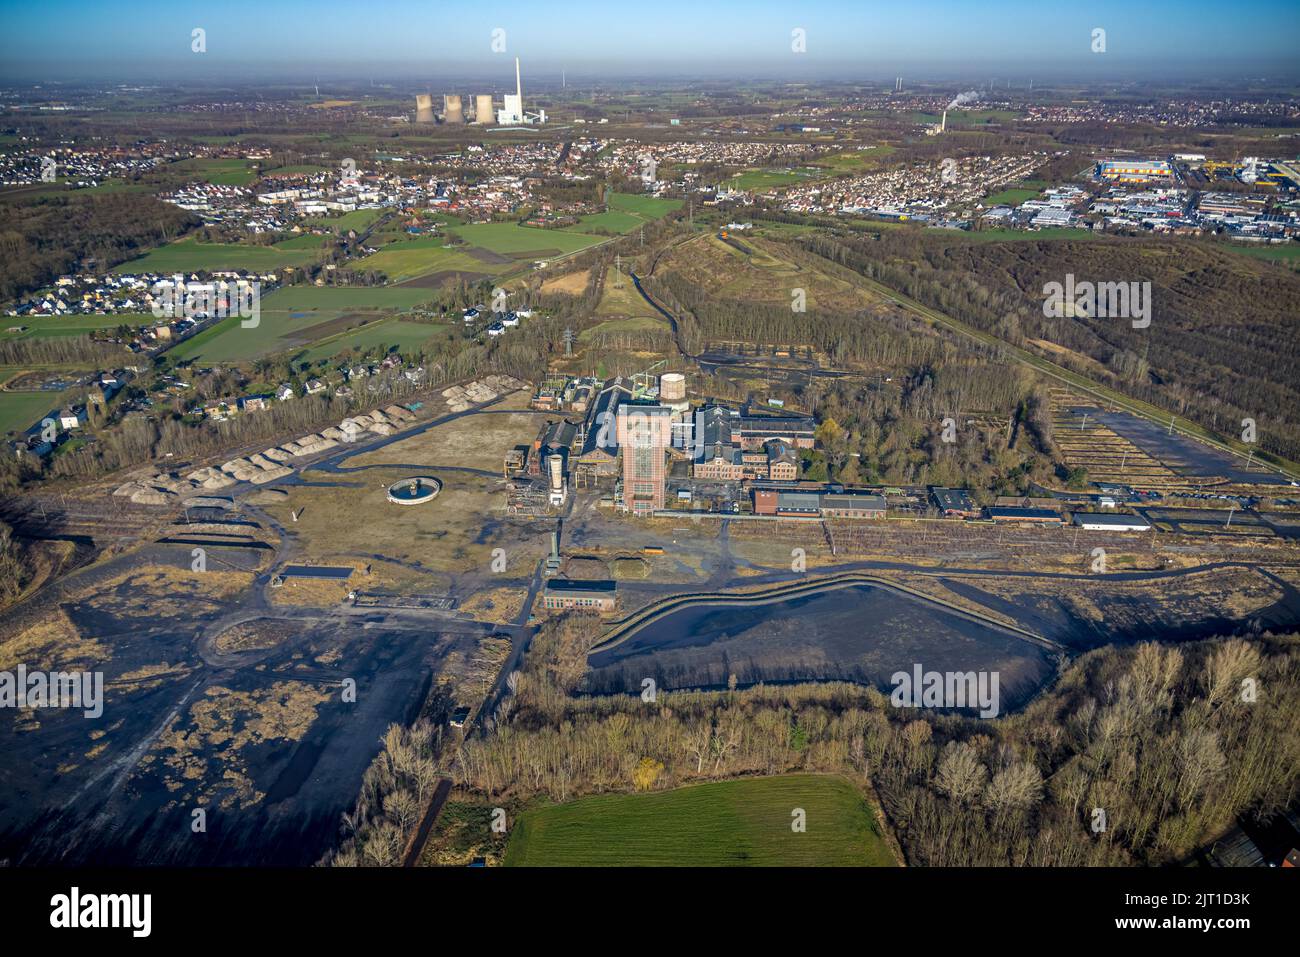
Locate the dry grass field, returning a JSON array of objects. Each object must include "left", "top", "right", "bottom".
[
  {"left": 658, "top": 233, "right": 880, "bottom": 310},
  {"left": 541, "top": 269, "right": 590, "bottom": 295},
  {"left": 258, "top": 467, "right": 551, "bottom": 583}
]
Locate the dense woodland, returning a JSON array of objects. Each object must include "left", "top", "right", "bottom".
[
  {"left": 0, "top": 191, "right": 197, "bottom": 302},
  {"left": 796, "top": 229, "right": 1300, "bottom": 462},
  {"left": 801, "top": 371, "right": 1057, "bottom": 492},
  {"left": 438, "top": 612, "right": 1300, "bottom": 867}
]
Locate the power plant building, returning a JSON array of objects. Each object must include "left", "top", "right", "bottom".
[
  {"left": 495, "top": 57, "right": 544, "bottom": 125},
  {"left": 498, "top": 94, "right": 523, "bottom": 126}
]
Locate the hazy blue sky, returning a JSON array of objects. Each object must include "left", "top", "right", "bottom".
[{"left": 1, "top": 0, "right": 1297, "bottom": 81}]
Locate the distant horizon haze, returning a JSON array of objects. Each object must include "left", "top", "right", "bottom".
[{"left": 1, "top": 0, "right": 1297, "bottom": 83}]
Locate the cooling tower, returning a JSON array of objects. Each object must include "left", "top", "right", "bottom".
[
  {"left": 474, "top": 94, "right": 495, "bottom": 124},
  {"left": 659, "top": 373, "right": 686, "bottom": 402},
  {"left": 443, "top": 94, "right": 465, "bottom": 124},
  {"left": 415, "top": 94, "right": 434, "bottom": 124}
]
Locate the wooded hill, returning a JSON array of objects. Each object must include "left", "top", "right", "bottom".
[
  {"left": 0, "top": 191, "right": 197, "bottom": 303},
  {"left": 797, "top": 230, "right": 1300, "bottom": 462}
]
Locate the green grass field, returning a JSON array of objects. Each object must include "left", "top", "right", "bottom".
[
  {"left": 1217, "top": 241, "right": 1300, "bottom": 266},
  {"left": 353, "top": 196, "right": 671, "bottom": 286},
  {"left": 983, "top": 187, "right": 1040, "bottom": 207},
  {"left": 0, "top": 391, "right": 63, "bottom": 436},
  {"left": 569, "top": 192, "right": 682, "bottom": 236},
  {"left": 171, "top": 157, "right": 260, "bottom": 186},
  {"left": 606, "top": 191, "right": 682, "bottom": 219},
  {"left": 446, "top": 222, "right": 608, "bottom": 256},
  {"left": 293, "top": 318, "right": 440, "bottom": 361},
  {"left": 0, "top": 368, "right": 70, "bottom": 436},
  {"left": 112, "top": 237, "right": 321, "bottom": 274},
  {"left": 503, "top": 774, "right": 896, "bottom": 867},
  {"left": 273, "top": 234, "right": 332, "bottom": 250},
  {"left": 727, "top": 167, "right": 822, "bottom": 191},
  {"left": 305, "top": 207, "right": 388, "bottom": 233},
  {"left": 260, "top": 286, "right": 434, "bottom": 312},
  {"left": 2, "top": 313, "right": 156, "bottom": 340},
  {"left": 817, "top": 147, "right": 895, "bottom": 173},
  {"left": 165, "top": 284, "right": 435, "bottom": 362},
  {"left": 355, "top": 239, "right": 504, "bottom": 283},
  {"left": 572, "top": 209, "right": 643, "bottom": 234},
  {"left": 262, "top": 164, "right": 329, "bottom": 175}
]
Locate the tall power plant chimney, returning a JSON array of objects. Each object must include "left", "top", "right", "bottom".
[
  {"left": 443, "top": 94, "right": 465, "bottom": 124},
  {"left": 940, "top": 109, "right": 947, "bottom": 133},
  {"left": 474, "top": 94, "right": 495, "bottom": 124},
  {"left": 415, "top": 94, "right": 434, "bottom": 124},
  {"left": 515, "top": 56, "right": 522, "bottom": 107}
]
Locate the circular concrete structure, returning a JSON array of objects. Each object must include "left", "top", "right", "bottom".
[
  {"left": 386, "top": 476, "right": 442, "bottom": 505},
  {"left": 659, "top": 372, "right": 686, "bottom": 402}
]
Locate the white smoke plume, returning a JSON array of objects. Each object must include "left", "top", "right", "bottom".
[{"left": 947, "top": 90, "right": 981, "bottom": 110}]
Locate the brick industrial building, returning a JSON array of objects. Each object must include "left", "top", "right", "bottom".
[{"left": 617, "top": 402, "right": 672, "bottom": 515}]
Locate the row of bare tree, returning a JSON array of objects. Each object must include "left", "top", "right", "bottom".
[{"left": 446, "top": 611, "right": 1299, "bottom": 866}]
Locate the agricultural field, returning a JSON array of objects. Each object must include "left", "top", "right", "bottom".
[
  {"left": 291, "top": 319, "right": 440, "bottom": 362},
  {"left": 168, "top": 157, "right": 260, "bottom": 186},
  {"left": 571, "top": 209, "right": 643, "bottom": 234},
  {"left": 262, "top": 286, "right": 434, "bottom": 313},
  {"left": 273, "top": 234, "right": 333, "bottom": 250},
  {"left": 355, "top": 238, "right": 502, "bottom": 285},
  {"left": 112, "top": 237, "right": 322, "bottom": 274},
  {"left": 261, "top": 164, "right": 329, "bottom": 175},
  {"left": 606, "top": 191, "right": 682, "bottom": 219},
  {"left": 446, "top": 222, "right": 608, "bottom": 257},
  {"left": 0, "top": 386, "right": 63, "bottom": 437},
  {"left": 503, "top": 774, "right": 896, "bottom": 867},
  {"left": 165, "top": 285, "right": 434, "bottom": 362},
  {"left": 2, "top": 313, "right": 156, "bottom": 340},
  {"left": 726, "top": 167, "right": 823, "bottom": 191},
  {"left": 305, "top": 207, "right": 388, "bottom": 233},
  {"left": 352, "top": 197, "right": 671, "bottom": 288}
]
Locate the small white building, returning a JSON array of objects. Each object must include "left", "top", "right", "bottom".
[{"left": 1071, "top": 512, "right": 1152, "bottom": 532}]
